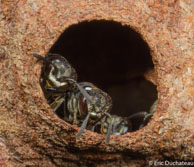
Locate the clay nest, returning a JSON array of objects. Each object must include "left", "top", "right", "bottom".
[{"left": 0, "top": 0, "right": 194, "bottom": 167}]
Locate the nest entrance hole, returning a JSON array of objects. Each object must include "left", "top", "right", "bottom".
[{"left": 49, "top": 20, "right": 157, "bottom": 131}]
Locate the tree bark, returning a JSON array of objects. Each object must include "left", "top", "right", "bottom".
[{"left": 0, "top": 0, "right": 194, "bottom": 166}]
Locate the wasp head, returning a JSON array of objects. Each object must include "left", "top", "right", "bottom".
[
  {"left": 77, "top": 82, "right": 112, "bottom": 140},
  {"left": 101, "top": 115, "right": 131, "bottom": 136},
  {"left": 32, "top": 53, "right": 77, "bottom": 91},
  {"left": 79, "top": 82, "right": 112, "bottom": 121},
  {"left": 46, "top": 54, "right": 77, "bottom": 90}
]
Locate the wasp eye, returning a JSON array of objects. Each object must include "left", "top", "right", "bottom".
[
  {"left": 83, "top": 97, "right": 87, "bottom": 103},
  {"left": 79, "top": 96, "right": 88, "bottom": 114}
]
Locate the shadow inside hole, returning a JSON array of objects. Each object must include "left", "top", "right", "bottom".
[
  {"left": 107, "top": 76, "right": 157, "bottom": 131},
  {"left": 49, "top": 20, "right": 157, "bottom": 132}
]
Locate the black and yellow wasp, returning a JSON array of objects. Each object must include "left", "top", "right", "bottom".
[
  {"left": 48, "top": 82, "right": 113, "bottom": 143},
  {"left": 32, "top": 53, "right": 113, "bottom": 143},
  {"left": 91, "top": 100, "right": 158, "bottom": 137}
]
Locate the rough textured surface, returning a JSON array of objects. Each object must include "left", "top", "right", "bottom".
[{"left": 0, "top": 0, "right": 194, "bottom": 166}]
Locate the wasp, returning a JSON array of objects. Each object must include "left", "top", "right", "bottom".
[
  {"left": 92, "top": 115, "right": 131, "bottom": 136},
  {"left": 49, "top": 82, "right": 113, "bottom": 143},
  {"left": 32, "top": 53, "right": 77, "bottom": 94},
  {"left": 92, "top": 111, "right": 149, "bottom": 137},
  {"left": 76, "top": 82, "right": 113, "bottom": 143},
  {"left": 32, "top": 53, "right": 92, "bottom": 102}
]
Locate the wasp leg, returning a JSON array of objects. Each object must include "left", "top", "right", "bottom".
[
  {"left": 77, "top": 113, "right": 90, "bottom": 137},
  {"left": 73, "top": 109, "right": 78, "bottom": 125},
  {"left": 53, "top": 97, "right": 65, "bottom": 113},
  {"left": 49, "top": 95, "right": 65, "bottom": 113},
  {"left": 45, "top": 87, "right": 66, "bottom": 95},
  {"left": 44, "top": 88, "right": 59, "bottom": 97},
  {"left": 91, "top": 121, "right": 101, "bottom": 132},
  {"left": 104, "top": 112, "right": 112, "bottom": 144},
  {"left": 63, "top": 95, "right": 70, "bottom": 122},
  {"left": 47, "top": 95, "right": 54, "bottom": 104},
  {"left": 46, "top": 87, "right": 57, "bottom": 91}
]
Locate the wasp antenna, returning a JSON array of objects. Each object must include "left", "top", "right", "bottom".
[
  {"left": 104, "top": 112, "right": 112, "bottom": 144},
  {"left": 66, "top": 78, "right": 93, "bottom": 104},
  {"left": 143, "top": 113, "right": 153, "bottom": 121},
  {"left": 32, "top": 53, "right": 47, "bottom": 62},
  {"left": 139, "top": 113, "right": 153, "bottom": 129},
  {"left": 77, "top": 113, "right": 90, "bottom": 137},
  {"left": 75, "top": 83, "right": 93, "bottom": 104},
  {"left": 32, "top": 53, "right": 55, "bottom": 65},
  {"left": 46, "top": 53, "right": 63, "bottom": 57},
  {"left": 127, "top": 111, "right": 148, "bottom": 120},
  {"left": 32, "top": 53, "right": 59, "bottom": 70}
]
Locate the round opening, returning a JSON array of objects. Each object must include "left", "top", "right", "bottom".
[{"left": 48, "top": 20, "right": 157, "bottom": 132}]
